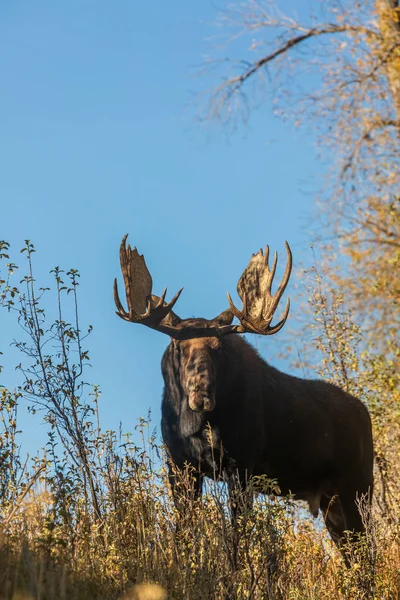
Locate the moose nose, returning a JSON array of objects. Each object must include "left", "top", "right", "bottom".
[
  {"left": 190, "top": 400, "right": 204, "bottom": 413},
  {"left": 188, "top": 393, "right": 215, "bottom": 413}
]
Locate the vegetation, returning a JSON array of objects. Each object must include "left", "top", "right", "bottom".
[
  {"left": 1, "top": 1, "right": 399, "bottom": 598},
  {"left": 0, "top": 238, "right": 399, "bottom": 599}
]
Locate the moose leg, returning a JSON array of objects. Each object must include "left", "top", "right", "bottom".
[
  {"left": 321, "top": 492, "right": 366, "bottom": 567},
  {"left": 226, "top": 472, "right": 254, "bottom": 572},
  {"left": 227, "top": 472, "right": 254, "bottom": 528},
  {"left": 168, "top": 462, "right": 203, "bottom": 519},
  {"left": 321, "top": 494, "right": 347, "bottom": 546}
]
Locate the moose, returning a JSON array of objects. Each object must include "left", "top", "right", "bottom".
[{"left": 114, "top": 234, "right": 374, "bottom": 559}]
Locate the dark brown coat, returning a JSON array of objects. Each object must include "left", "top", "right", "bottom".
[{"left": 161, "top": 333, "right": 374, "bottom": 548}]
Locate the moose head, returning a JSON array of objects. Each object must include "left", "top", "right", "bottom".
[{"left": 114, "top": 234, "right": 292, "bottom": 413}]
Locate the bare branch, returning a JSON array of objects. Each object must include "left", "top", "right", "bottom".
[{"left": 217, "top": 24, "right": 378, "bottom": 95}]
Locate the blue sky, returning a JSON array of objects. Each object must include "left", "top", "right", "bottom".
[{"left": 0, "top": 1, "right": 325, "bottom": 455}]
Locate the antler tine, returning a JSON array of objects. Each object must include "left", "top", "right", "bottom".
[
  {"left": 150, "top": 287, "right": 184, "bottom": 314},
  {"left": 114, "top": 278, "right": 130, "bottom": 321},
  {"left": 268, "top": 249, "right": 278, "bottom": 290},
  {"left": 260, "top": 247, "right": 277, "bottom": 315},
  {"left": 271, "top": 241, "right": 292, "bottom": 305},
  {"left": 261, "top": 242, "right": 292, "bottom": 323},
  {"left": 155, "top": 287, "right": 168, "bottom": 309},
  {"left": 165, "top": 287, "right": 184, "bottom": 311},
  {"left": 265, "top": 297, "right": 290, "bottom": 335},
  {"left": 227, "top": 291, "right": 241, "bottom": 319},
  {"left": 264, "top": 245, "right": 270, "bottom": 269},
  {"left": 119, "top": 234, "right": 132, "bottom": 312}
]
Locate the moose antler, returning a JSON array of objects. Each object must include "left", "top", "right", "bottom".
[
  {"left": 227, "top": 242, "right": 292, "bottom": 335},
  {"left": 114, "top": 235, "right": 237, "bottom": 339},
  {"left": 113, "top": 234, "right": 183, "bottom": 326},
  {"left": 114, "top": 235, "right": 292, "bottom": 339}
]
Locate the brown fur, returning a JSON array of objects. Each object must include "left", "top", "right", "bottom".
[{"left": 161, "top": 332, "right": 374, "bottom": 563}]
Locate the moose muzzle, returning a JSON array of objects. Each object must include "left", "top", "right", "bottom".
[{"left": 188, "top": 391, "right": 216, "bottom": 413}]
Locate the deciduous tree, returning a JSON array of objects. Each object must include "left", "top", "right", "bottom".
[{"left": 201, "top": 0, "right": 400, "bottom": 341}]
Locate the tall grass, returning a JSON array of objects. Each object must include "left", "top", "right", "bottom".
[{"left": 1, "top": 419, "right": 399, "bottom": 599}]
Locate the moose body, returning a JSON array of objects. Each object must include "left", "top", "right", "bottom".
[
  {"left": 161, "top": 333, "right": 374, "bottom": 544},
  {"left": 114, "top": 234, "right": 374, "bottom": 557}
]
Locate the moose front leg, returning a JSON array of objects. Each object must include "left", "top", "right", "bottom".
[
  {"left": 227, "top": 470, "right": 254, "bottom": 528},
  {"left": 168, "top": 461, "right": 203, "bottom": 521},
  {"left": 225, "top": 471, "right": 254, "bottom": 572}
]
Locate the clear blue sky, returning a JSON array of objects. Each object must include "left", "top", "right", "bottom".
[{"left": 0, "top": 1, "right": 325, "bottom": 455}]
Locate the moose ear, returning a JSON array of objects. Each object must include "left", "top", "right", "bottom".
[{"left": 211, "top": 309, "right": 234, "bottom": 327}]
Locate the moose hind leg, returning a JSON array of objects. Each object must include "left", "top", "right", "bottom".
[
  {"left": 321, "top": 494, "right": 347, "bottom": 548},
  {"left": 321, "top": 492, "right": 366, "bottom": 567}
]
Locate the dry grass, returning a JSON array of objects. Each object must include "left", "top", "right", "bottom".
[{"left": 0, "top": 438, "right": 399, "bottom": 600}]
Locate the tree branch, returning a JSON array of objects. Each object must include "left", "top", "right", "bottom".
[{"left": 215, "top": 24, "right": 379, "bottom": 95}]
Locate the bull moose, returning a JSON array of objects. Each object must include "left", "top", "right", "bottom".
[{"left": 114, "top": 234, "right": 374, "bottom": 557}]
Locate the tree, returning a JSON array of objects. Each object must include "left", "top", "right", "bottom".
[
  {"left": 0, "top": 240, "right": 103, "bottom": 523},
  {"left": 200, "top": 0, "right": 400, "bottom": 342}
]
